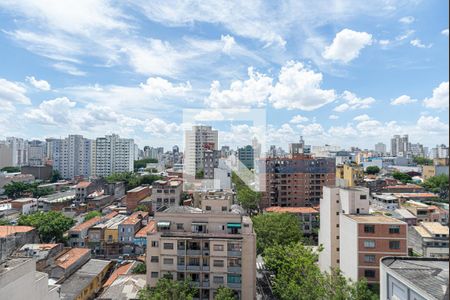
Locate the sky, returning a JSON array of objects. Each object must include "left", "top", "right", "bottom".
[{"left": 0, "top": 0, "right": 448, "bottom": 151}]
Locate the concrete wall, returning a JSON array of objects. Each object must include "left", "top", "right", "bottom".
[
  {"left": 339, "top": 216, "right": 358, "bottom": 281},
  {"left": 0, "top": 229, "right": 38, "bottom": 263}
]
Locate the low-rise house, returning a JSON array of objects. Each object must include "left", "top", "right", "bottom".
[
  {"left": 403, "top": 200, "right": 442, "bottom": 223},
  {"left": 102, "top": 261, "right": 138, "bottom": 289},
  {"left": 38, "top": 190, "right": 76, "bottom": 211},
  {"left": 103, "top": 214, "right": 128, "bottom": 256},
  {"left": 393, "top": 192, "right": 439, "bottom": 202},
  {"left": 15, "top": 243, "right": 64, "bottom": 272},
  {"left": 408, "top": 222, "right": 449, "bottom": 258},
  {"left": 68, "top": 216, "right": 103, "bottom": 247},
  {"left": 381, "top": 184, "right": 424, "bottom": 193},
  {"left": 371, "top": 193, "right": 399, "bottom": 210},
  {"left": 392, "top": 208, "right": 417, "bottom": 226},
  {"left": 265, "top": 206, "right": 319, "bottom": 235},
  {"left": 380, "top": 257, "right": 448, "bottom": 300},
  {"left": 118, "top": 211, "right": 149, "bottom": 254},
  {"left": 59, "top": 259, "right": 113, "bottom": 300},
  {"left": 50, "top": 248, "right": 91, "bottom": 280},
  {"left": 0, "top": 226, "right": 38, "bottom": 262},
  {"left": 134, "top": 220, "right": 156, "bottom": 252},
  {"left": 87, "top": 194, "right": 114, "bottom": 211},
  {"left": 75, "top": 181, "right": 97, "bottom": 203},
  {"left": 98, "top": 274, "right": 146, "bottom": 300},
  {"left": 193, "top": 189, "right": 235, "bottom": 212},
  {"left": 10, "top": 198, "right": 38, "bottom": 214}
]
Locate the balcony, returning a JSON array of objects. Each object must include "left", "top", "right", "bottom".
[
  {"left": 228, "top": 282, "right": 242, "bottom": 289},
  {"left": 228, "top": 266, "right": 241, "bottom": 273},
  {"left": 190, "top": 281, "right": 200, "bottom": 288},
  {"left": 177, "top": 265, "right": 185, "bottom": 271},
  {"left": 177, "top": 249, "right": 186, "bottom": 256},
  {"left": 227, "top": 250, "right": 242, "bottom": 257},
  {"left": 201, "top": 265, "right": 210, "bottom": 271},
  {"left": 187, "top": 249, "right": 201, "bottom": 256},
  {"left": 186, "top": 265, "right": 201, "bottom": 271},
  {"left": 201, "top": 281, "right": 210, "bottom": 288}
]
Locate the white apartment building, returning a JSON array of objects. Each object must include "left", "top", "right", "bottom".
[
  {"left": 93, "top": 134, "right": 134, "bottom": 177},
  {"left": 374, "top": 142, "right": 387, "bottom": 155},
  {"left": 28, "top": 140, "right": 46, "bottom": 166},
  {"left": 390, "top": 135, "right": 410, "bottom": 157},
  {"left": 5, "top": 137, "right": 29, "bottom": 166},
  {"left": 146, "top": 206, "right": 256, "bottom": 300},
  {"left": 0, "top": 142, "right": 13, "bottom": 169},
  {"left": 184, "top": 126, "right": 218, "bottom": 177},
  {"left": 50, "top": 135, "right": 92, "bottom": 179}
]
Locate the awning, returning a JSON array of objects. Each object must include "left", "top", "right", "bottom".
[
  {"left": 227, "top": 223, "right": 241, "bottom": 228},
  {"left": 157, "top": 221, "right": 171, "bottom": 227},
  {"left": 192, "top": 222, "right": 208, "bottom": 226}
]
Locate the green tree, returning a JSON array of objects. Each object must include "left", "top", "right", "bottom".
[
  {"left": 83, "top": 211, "right": 102, "bottom": 222},
  {"left": 134, "top": 204, "right": 149, "bottom": 212},
  {"left": 195, "top": 169, "right": 204, "bottom": 179},
  {"left": 132, "top": 262, "right": 146, "bottom": 274},
  {"left": 0, "top": 218, "right": 11, "bottom": 225},
  {"left": 365, "top": 166, "right": 380, "bottom": 175},
  {"left": 392, "top": 171, "right": 412, "bottom": 184},
  {"left": 32, "top": 187, "right": 53, "bottom": 198},
  {"left": 140, "top": 174, "right": 163, "bottom": 185},
  {"left": 232, "top": 172, "right": 261, "bottom": 212},
  {"left": 3, "top": 181, "right": 31, "bottom": 198},
  {"left": 106, "top": 172, "right": 141, "bottom": 190},
  {"left": 214, "top": 286, "right": 236, "bottom": 300},
  {"left": 413, "top": 156, "right": 433, "bottom": 166},
  {"left": 1, "top": 166, "right": 21, "bottom": 173},
  {"left": 18, "top": 211, "right": 75, "bottom": 243},
  {"left": 134, "top": 158, "right": 158, "bottom": 171},
  {"left": 138, "top": 279, "right": 196, "bottom": 300},
  {"left": 50, "top": 170, "right": 62, "bottom": 182},
  {"left": 422, "top": 174, "right": 449, "bottom": 199},
  {"left": 252, "top": 212, "right": 303, "bottom": 254}
]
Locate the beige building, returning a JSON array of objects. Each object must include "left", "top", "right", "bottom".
[
  {"left": 408, "top": 222, "right": 449, "bottom": 258},
  {"left": 146, "top": 206, "right": 256, "bottom": 300},
  {"left": 192, "top": 189, "right": 235, "bottom": 212},
  {"left": 151, "top": 179, "right": 183, "bottom": 212}
]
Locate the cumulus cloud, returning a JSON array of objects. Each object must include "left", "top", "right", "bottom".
[
  {"left": 194, "top": 110, "right": 224, "bottom": 121},
  {"left": 53, "top": 62, "right": 86, "bottom": 76},
  {"left": 270, "top": 61, "right": 336, "bottom": 110},
  {"left": 290, "top": 115, "right": 309, "bottom": 124},
  {"left": 0, "top": 78, "right": 30, "bottom": 105},
  {"left": 25, "top": 76, "right": 51, "bottom": 91},
  {"left": 353, "top": 114, "right": 371, "bottom": 122},
  {"left": 205, "top": 67, "right": 272, "bottom": 108},
  {"left": 333, "top": 91, "right": 375, "bottom": 112},
  {"left": 391, "top": 95, "right": 417, "bottom": 105},
  {"left": 417, "top": 116, "right": 448, "bottom": 133},
  {"left": 329, "top": 114, "right": 339, "bottom": 120},
  {"left": 144, "top": 118, "right": 181, "bottom": 136},
  {"left": 410, "top": 39, "right": 432, "bottom": 48},
  {"left": 441, "top": 29, "right": 449, "bottom": 36},
  {"left": 399, "top": 16, "right": 415, "bottom": 24},
  {"left": 423, "top": 81, "right": 449, "bottom": 109},
  {"left": 322, "top": 29, "right": 372, "bottom": 63},
  {"left": 24, "top": 97, "right": 76, "bottom": 125},
  {"left": 298, "top": 123, "right": 325, "bottom": 136}
]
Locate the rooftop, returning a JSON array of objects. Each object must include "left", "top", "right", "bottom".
[
  {"left": 344, "top": 214, "right": 405, "bottom": 224},
  {"left": 54, "top": 248, "right": 90, "bottom": 270},
  {"left": 383, "top": 184, "right": 422, "bottom": 189},
  {"left": 70, "top": 216, "right": 102, "bottom": 232},
  {"left": 127, "top": 186, "right": 148, "bottom": 193},
  {"left": 39, "top": 190, "right": 76, "bottom": 203},
  {"left": 98, "top": 274, "right": 146, "bottom": 300},
  {"left": 121, "top": 211, "right": 148, "bottom": 226},
  {"left": 421, "top": 222, "right": 449, "bottom": 235},
  {"left": 75, "top": 181, "right": 91, "bottom": 188},
  {"left": 135, "top": 220, "right": 156, "bottom": 238},
  {"left": 394, "top": 193, "right": 438, "bottom": 198},
  {"left": 394, "top": 208, "right": 416, "bottom": 219},
  {"left": 381, "top": 257, "right": 449, "bottom": 300},
  {"left": 265, "top": 206, "right": 318, "bottom": 214},
  {"left": 11, "top": 198, "right": 37, "bottom": 203},
  {"left": 0, "top": 225, "right": 34, "bottom": 238},
  {"left": 103, "top": 262, "right": 135, "bottom": 288},
  {"left": 0, "top": 257, "right": 30, "bottom": 275}
]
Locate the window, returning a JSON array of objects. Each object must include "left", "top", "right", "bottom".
[
  {"left": 213, "top": 276, "right": 224, "bottom": 284},
  {"left": 364, "top": 255, "right": 376, "bottom": 263},
  {"left": 364, "top": 225, "right": 375, "bottom": 233},
  {"left": 360, "top": 195, "right": 367, "bottom": 200},
  {"left": 222, "top": 206, "right": 227, "bottom": 211},
  {"left": 364, "top": 240, "right": 375, "bottom": 248},
  {"left": 336, "top": 224, "right": 339, "bottom": 228},
  {"left": 151, "top": 256, "right": 159, "bottom": 263},
  {"left": 151, "top": 272, "right": 159, "bottom": 278},
  {"left": 389, "top": 225, "right": 400, "bottom": 234},
  {"left": 205, "top": 206, "right": 211, "bottom": 211},
  {"left": 213, "top": 260, "right": 224, "bottom": 267},
  {"left": 176, "top": 223, "right": 184, "bottom": 230},
  {"left": 389, "top": 241, "right": 400, "bottom": 249},
  {"left": 163, "top": 258, "right": 174, "bottom": 265},
  {"left": 336, "top": 247, "right": 340, "bottom": 252},
  {"left": 213, "top": 244, "right": 224, "bottom": 251},
  {"left": 163, "top": 242, "right": 174, "bottom": 250},
  {"left": 364, "top": 270, "right": 376, "bottom": 278}
]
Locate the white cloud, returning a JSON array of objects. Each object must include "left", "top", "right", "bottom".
[
  {"left": 0, "top": 78, "right": 30, "bottom": 105},
  {"left": 221, "top": 35, "right": 236, "bottom": 54},
  {"left": 396, "top": 30, "right": 415, "bottom": 41},
  {"left": 24, "top": 97, "right": 76, "bottom": 125},
  {"left": 353, "top": 114, "right": 371, "bottom": 122},
  {"left": 139, "top": 77, "right": 192, "bottom": 97},
  {"left": 423, "top": 81, "right": 449, "bottom": 109},
  {"left": 144, "top": 118, "right": 181, "bottom": 136},
  {"left": 25, "top": 76, "right": 51, "bottom": 91},
  {"left": 410, "top": 39, "right": 432, "bottom": 48},
  {"left": 417, "top": 116, "right": 449, "bottom": 133},
  {"left": 270, "top": 61, "right": 336, "bottom": 110},
  {"left": 205, "top": 67, "right": 272, "bottom": 108},
  {"left": 290, "top": 115, "right": 309, "bottom": 124},
  {"left": 442, "top": 29, "right": 449, "bottom": 36},
  {"left": 399, "top": 16, "right": 415, "bottom": 24},
  {"left": 334, "top": 91, "right": 375, "bottom": 112},
  {"left": 53, "top": 63, "right": 86, "bottom": 76},
  {"left": 322, "top": 29, "right": 372, "bottom": 63},
  {"left": 329, "top": 114, "right": 339, "bottom": 120},
  {"left": 391, "top": 95, "right": 417, "bottom": 105},
  {"left": 194, "top": 110, "right": 224, "bottom": 121},
  {"left": 379, "top": 39, "right": 390, "bottom": 46},
  {"left": 298, "top": 123, "right": 325, "bottom": 136},
  {"left": 328, "top": 125, "right": 358, "bottom": 137}
]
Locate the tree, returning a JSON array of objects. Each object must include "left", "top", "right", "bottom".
[
  {"left": 365, "top": 166, "right": 380, "bottom": 175},
  {"left": 3, "top": 182, "right": 31, "bottom": 199},
  {"left": 132, "top": 262, "right": 146, "bottom": 274},
  {"left": 1, "top": 166, "right": 20, "bottom": 173},
  {"left": 195, "top": 169, "right": 204, "bottom": 179},
  {"left": 413, "top": 156, "right": 433, "bottom": 166},
  {"left": 134, "top": 158, "right": 158, "bottom": 171},
  {"left": 140, "top": 174, "right": 162, "bottom": 185},
  {"left": 138, "top": 279, "right": 196, "bottom": 300},
  {"left": 106, "top": 172, "right": 141, "bottom": 190},
  {"left": 18, "top": 211, "right": 75, "bottom": 243},
  {"left": 50, "top": 170, "right": 62, "bottom": 183},
  {"left": 392, "top": 171, "right": 412, "bottom": 184},
  {"left": 422, "top": 174, "right": 449, "bottom": 200},
  {"left": 214, "top": 286, "right": 236, "bottom": 300},
  {"left": 0, "top": 218, "right": 11, "bottom": 225},
  {"left": 32, "top": 187, "right": 53, "bottom": 198},
  {"left": 84, "top": 211, "right": 102, "bottom": 222},
  {"left": 232, "top": 172, "right": 261, "bottom": 212},
  {"left": 134, "top": 204, "right": 149, "bottom": 212},
  {"left": 252, "top": 212, "right": 303, "bottom": 254}
]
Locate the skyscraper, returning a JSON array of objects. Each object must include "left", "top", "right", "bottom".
[
  {"left": 6, "top": 137, "right": 29, "bottom": 166},
  {"left": 390, "top": 135, "right": 409, "bottom": 157},
  {"left": 374, "top": 142, "right": 387, "bottom": 155},
  {"left": 93, "top": 134, "right": 134, "bottom": 177},
  {"left": 184, "top": 125, "right": 218, "bottom": 176}
]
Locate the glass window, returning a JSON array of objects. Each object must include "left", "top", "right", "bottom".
[
  {"left": 205, "top": 206, "right": 211, "bottom": 211},
  {"left": 213, "top": 244, "right": 224, "bottom": 251},
  {"left": 213, "top": 276, "right": 224, "bottom": 284},
  {"left": 364, "top": 240, "right": 375, "bottom": 248},
  {"left": 389, "top": 226, "right": 400, "bottom": 234},
  {"left": 213, "top": 260, "right": 224, "bottom": 267},
  {"left": 151, "top": 272, "right": 159, "bottom": 278},
  {"left": 151, "top": 241, "right": 159, "bottom": 247},
  {"left": 364, "top": 269, "right": 375, "bottom": 278},
  {"left": 364, "top": 225, "right": 375, "bottom": 233},
  {"left": 163, "top": 258, "right": 174, "bottom": 265},
  {"left": 151, "top": 256, "right": 159, "bottom": 263},
  {"left": 176, "top": 223, "right": 184, "bottom": 230},
  {"left": 389, "top": 241, "right": 400, "bottom": 249},
  {"left": 364, "top": 255, "right": 376, "bottom": 263},
  {"left": 163, "top": 242, "right": 174, "bottom": 250}
]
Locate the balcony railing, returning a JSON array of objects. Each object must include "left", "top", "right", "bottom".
[
  {"left": 228, "top": 282, "right": 242, "bottom": 289},
  {"left": 187, "top": 249, "right": 201, "bottom": 256},
  {"left": 201, "top": 281, "right": 210, "bottom": 288},
  {"left": 186, "top": 265, "right": 201, "bottom": 271},
  {"left": 227, "top": 250, "right": 242, "bottom": 257},
  {"left": 177, "top": 265, "right": 185, "bottom": 271},
  {"left": 201, "top": 265, "right": 210, "bottom": 271},
  {"left": 228, "top": 266, "right": 241, "bottom": 273}
]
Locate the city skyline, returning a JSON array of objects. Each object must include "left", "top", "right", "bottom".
[{"left": 0, "top": 1, "right": 448, "bottom": 150}]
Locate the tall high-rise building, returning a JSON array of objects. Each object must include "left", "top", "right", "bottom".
[
  {"left": 49, "top": 135, "right": 92, "bottom": 179},
  {"left": 374, "top": 142, "right": 387, "bottom": 155},
  {"left": 6, "top": 137, "right": 29, "bottom": 166},
  {"left": 410, "top": 143, "right": 425, "bottom": 157},
  {"left": 258, "top": 154, "right": 335, "bottom": 208},
  {"left": 28, "top": 140, "right": 46, "bottom": 166},
  {"left": 237, "top": 145, "right": 254, "bottom": 170},
  {"left": 184, "top": 126, "right": 218, "bottom": 176},
  {"left": 390, "top": 135, "right": 410, "bottom": 157},
  {"left": 430, "top": 144, "right": 449, "bottom": 159},
  {"left": 93, "top": 134, "right": 134, "bottom": 177}
]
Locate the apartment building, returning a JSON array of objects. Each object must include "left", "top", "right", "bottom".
[
  {"left": 391, "top": 134, "right": 410, "bottom": 157},
  {"left": 184, "top": 125, "right": 218, "bottom": 177},
  {"left": 264, "top": 206, "right": 319, "bottom": 235},
  {"left": 151, "top": 179, "right": 183, "bottom": 212},
  {"left": 336, "top": 163, "right": 364, "bottom": 187},
  {"left": 192, "top": 189, "right": 235, "bottom": 212},
  {"left": 203, "top": 149, "right": 220, "bottom": 179},
  {"left": 125, "top": 186, "right": 151, "bottom": 213},
  {"left": 93, "top": 134, "right": 134, "bottom": 177},
  {"left": 146, "top": 206, "right": 256, "bottom": 300},
  {"left": 259, "top": 155, "right": 335, "bottom": 208},
  {"left": 408, "top": 222, "right": 449, "bottom": 258},
  {"left": 6, "top": 137, "right": 29, "bottom": 166},
  {"left": 28, "top": 140, "right": 46, "bottom": 166},
  {"left": 237, "top": 145, "right": 254, "bottom": 170},
  {"left": 403, "top": 200, "right": 443, "bottom": 223}
]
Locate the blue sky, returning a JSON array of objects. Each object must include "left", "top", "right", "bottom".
[{"left": 0, "top": 0, "right": 448, "bottom": 151}]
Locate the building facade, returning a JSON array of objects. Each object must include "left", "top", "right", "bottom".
[
  {"left": 93, "top": 134, "right": 134, "bottom": 177},
  {"left": 151, "top": 180, "right": 183, "bottom": 212},
  {"left": 184, "top": 126, "right": 218, "bottom": 177}
]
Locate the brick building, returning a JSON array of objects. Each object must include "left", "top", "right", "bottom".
[{"left": 125, "top": 186, "right": 151, "bottom": 213}]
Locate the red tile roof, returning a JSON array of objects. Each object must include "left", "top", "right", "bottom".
[
  {"left": 104, "top": 211, "right": 119, "bottom": 220},
  {"left": 121, "top": 211, "right": 148, "bottom": 226},
  {"left": 384, "top": 184, "right": 422, "bottom": 189},
  {"left": 71, "top": 216, "right": 102, "bottom": 232},
  {"left": 265, "top": 206, "right": 319, "bottom": 214},
  {"left": 54, "top": 248, "right": 90, "bottom": 269},
  {"left": 76, "top": 181, "right": 92, "bottom": 188},
  {"left": 135, "top": 220, "right": 156, "bottom": 238},
  {"left": 0, "top": 226, "right": 34, "bottom": 238},
  {"left": 103, "top": 262, "right": 134, "bottom": 287}
]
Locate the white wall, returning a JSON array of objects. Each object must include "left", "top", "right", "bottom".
[{"left": 339, "top": 215, "right": 358, "bottom": 281}]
